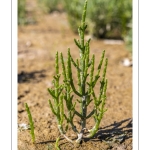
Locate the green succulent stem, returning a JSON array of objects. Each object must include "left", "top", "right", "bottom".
[
  {"left": 87, "top": 79, "right": 108, "bottom": 138},
  {"left": 48, "top": 0, "right": 108, "bottom": 144},
  {"left": 55, "top": 137, "right": 60, "bottom": 150},
  {"left": 25, "top": 103, "right": 35, "bottom": 143}
]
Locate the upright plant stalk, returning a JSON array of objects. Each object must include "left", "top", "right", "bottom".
[
  {"left": 48, "top": 0, "right": 108, "bottom": 144},
  {"left": 25, "top": 103, "right": 35, "bottom": 143},
  {"left": 55, "top": 137, "right": 60, "bottom": 150},
  {"left": 48, "top": 52, "right": 66, "bottom": 138},
  {"left": 75, "top": 0, "right": 88, "bottom": 143}
]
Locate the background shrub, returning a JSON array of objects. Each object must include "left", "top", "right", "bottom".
[
  {"left": 63, "top": 0, "right": 132, "bottom": 52},
  {"left": 18, "top": 0, "right": 26, "bottom": 25},
  {"left": 64, "top": 0, "right": 132, "bottom": 39},
  {"left": 18, "top": 0, "right": 36, "bottom": 25},
  {"left": 124, "top": 23, "right": 132, "bottom": 53},
  {"left": 37, "top": 0, "right": 63, "bottom": 13},
  {"left": 18, "top": 0, "right": 132, "bottom": 51}
]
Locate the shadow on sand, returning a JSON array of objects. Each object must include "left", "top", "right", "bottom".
[{"left": 18, "top": 70, "right": 46, "bottom": 83}]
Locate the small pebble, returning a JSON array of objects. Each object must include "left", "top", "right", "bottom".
[{"left": 121, "top": 58, "right": 132, "bottom": 67}]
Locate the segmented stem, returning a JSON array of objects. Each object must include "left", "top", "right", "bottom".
[
  {"left": 25, "top": 103, "right": 35, "bottom": 143},
  {"left": 48, "top": 0, "right": 108, "bottom": 144}
]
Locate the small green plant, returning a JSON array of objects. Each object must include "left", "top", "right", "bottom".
[
  {"left": 25, "top": 103, "right": 35, "bottom": 143},
  {"left": 48, "top": 0, "right": 108, "bottom": 144},
  {"left": 55, "top": 137, "right": 60, "bottom": 150}
]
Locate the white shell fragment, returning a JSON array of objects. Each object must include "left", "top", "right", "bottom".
[
  {"left": 18, "top": 123, "right": 30, "bottom": 130},
  {"left": 121, "top": 58, "right": 132, "bottom": 67}
]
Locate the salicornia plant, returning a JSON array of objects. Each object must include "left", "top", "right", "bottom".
[
  {"left": 48, "top": 0, "right": 108, "bottom": 144},
  {"left": 25, "top": 103, "right": 35, "bottom": 143}
]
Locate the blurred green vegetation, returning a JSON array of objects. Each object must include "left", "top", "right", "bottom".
[
  {"left": 18, "top": 0, "right": 36, "bottom": 25},
  {"left": 18, "top": 0, "right": 132, "bottom": 52},
  {"left": 18, "top": 0, "right": 26, "bottom": 25},
  {"left": 37, "top": 0, "right": 63, "bottom": 13},
  {"left": 124, "top": 24, "right": 132, "bottom": 53},
  {"left": 63, "top": 0, "right": 132, "bottom": 52},
  {"left": 64, "top": 0, "right": 132, "bottom": 38}
]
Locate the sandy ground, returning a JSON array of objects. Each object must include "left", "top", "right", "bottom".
[{"left": 18, "top": 2, "right": 132, "bottom": 150}]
